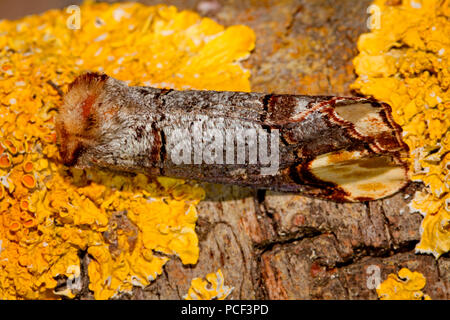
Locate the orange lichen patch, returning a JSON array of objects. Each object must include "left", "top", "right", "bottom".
[
  {"left": 9, "top": 222, "right": 21, "bottom": 232},
  {"left": 21, "top": 174, "right": 36, "bottom": 189},
  {"left": 184, "top": 269, "right": 234, "bottom": 300},
  {"left": 19, "top": 199, "right": 29, "bottom": 211},
  {"left": 352, "top": 0, "right": 450, "bottom": 257},
  {"left": 22, "top": 218, "right": 35, "bottom": 229},
  {"left": 22, "top": 161, "right": 33, "bottom": 173},
  {"left": 377, "top": 268, "right": 431, "bottom": 300},
  {"left": 0, "top": 2, "right": 253, "bottom": 299},
  {"left": 3, "top": 139, "right": 18, "bottom": 155},
  {"left": 0, "top": 154, "right": 11, "bottom": 168},
  {"left": 416, "top": 206, "right": 450, "bottom": 257}
]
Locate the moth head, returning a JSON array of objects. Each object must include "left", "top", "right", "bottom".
[
  {"left": 56, "top": 72, "right": 109, "bottom": 166},
  {"left": 307, "top": 148, "right": 409, "bottom": 201}
]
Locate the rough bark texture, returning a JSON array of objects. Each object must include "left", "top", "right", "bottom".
[{"left": 115, "top": 0, "right": 450, "bottom": 300}]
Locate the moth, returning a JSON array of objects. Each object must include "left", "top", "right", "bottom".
[{"left": 56, "top": 72, "right": 409, "bottom": 202}]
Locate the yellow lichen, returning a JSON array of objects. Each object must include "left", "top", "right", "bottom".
[
  {"left": 377, "top": 268, "right": 431, "bottom": 300},
  {"left": 0, "top": 2, "right": 254, "bottom": 299},
  {"left": 184, "top": 269, "right": 234, "bottom": 300},
  {"left": 352, "top": 0, "right": 450, "bottom": 258}
]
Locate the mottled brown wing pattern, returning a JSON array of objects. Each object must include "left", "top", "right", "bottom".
[{"left": 56, "top": 72, "right": 409, "bottom": 202}]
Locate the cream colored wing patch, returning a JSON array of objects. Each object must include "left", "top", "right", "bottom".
[
  {"left": 333, "top": 102, "right": 404, "bottom": 153},
  {"left": 309, "top": 149, "right": 408, "bottom": 201}
]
